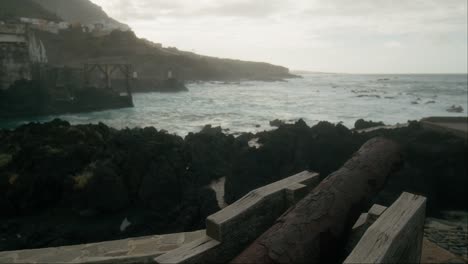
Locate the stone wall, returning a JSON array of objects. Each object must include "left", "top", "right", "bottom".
[{"left": 0, "top": 42, "right": 31, "bottom": 90}]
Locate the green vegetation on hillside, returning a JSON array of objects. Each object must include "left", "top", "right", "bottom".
[
  {"left": 32, "top": 0, "right": 128, "bottom": 28},
  {"left": 2, "top": 0, "right": 294, "bottom": 82},
  {"left": 0, "top": 0, "right": 60, "bottom": 21},
  {"left": 35, "top": 29, "right": 296, "bottom": 82}
]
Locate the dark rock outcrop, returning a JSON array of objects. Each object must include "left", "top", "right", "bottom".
[
  {"left": 224, "top": 120, "right": 366, "bottom": 203},
  {"left": 0, "top": 118, "right": 466, "bottom": 252},
  {"left": 184, "top": 125, "right": 236, "bottom": 186},
  {"left": 269, "top": 119, "right": 285, "bottom": 127},
  {"left": 364, "top": 121, "right": 468, "bottom": 215},
  {"left": 354, "top": 119, "right": 385, "bottom": 130},
  {"left": 0, "top": 120, "right": 220, "bottom": 251},
  {"left": 446, "top": 105, "right": 464, "bottom": 113}
]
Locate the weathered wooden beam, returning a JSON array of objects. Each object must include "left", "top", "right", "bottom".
[
  {"left": 344, "top": 192, "right": 426, "bottom": 264},
  {"left": 231, "top": 137, "right": 402, "bottom": 264}
]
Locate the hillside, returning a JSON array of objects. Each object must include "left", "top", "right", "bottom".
[
  {"left": 32, "top": 0, "right": 129, "bottom": 30},
  {"left": 35, "top": 29, "right": 296, "bottom": 82},
  {"left": 2, "top": 0, "right": 296, "bottom": 82},
  {"left": 0, "top": 0, "right": 60, "bottom": 21}
]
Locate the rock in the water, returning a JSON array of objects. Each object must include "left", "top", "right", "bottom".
[
  {"left": 447, "top": 105, "right": 464, "bottom": 113},
  {"left": 269, "top": 119, "right": 286, "bottom": 127}
]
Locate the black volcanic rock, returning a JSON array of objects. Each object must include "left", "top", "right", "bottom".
[
  {"left": 354, "top": 119, "right": 385, "bottom": 130},
  {"left": 446, "top": 105, "right": 464, "bottom": 113},
  {"left": 66, "top": 160, "right": 130, "bottom": 213},
  {"left": 363, "top": 121, "right": 468, "bottom": 214},
  {"left": 224, "top": 119, "right": 365, "bottom": 203},
  {"left": 0, "top": 118, "right": 466, "bottom": 251},
  {"left": 0, "top": 121, "right": 218, "bottom": 250},
  {"left": 184, "top": 125, "right": 236, "bottom": 186},
  {"left": 269, "top": 119, "right": 286, "bottom": 127}
]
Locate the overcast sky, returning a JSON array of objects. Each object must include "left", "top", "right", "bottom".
[{"left": 91, "top": 0, "right": 467, "bottom": 73}]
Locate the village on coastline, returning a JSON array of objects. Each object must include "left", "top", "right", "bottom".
[{"left": 0, "top": 15, "right": 194, "bottom": 119}]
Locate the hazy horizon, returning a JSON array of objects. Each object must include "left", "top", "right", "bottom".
[{"left": 90, "top": 0, "right": 467, "bottom": 74}]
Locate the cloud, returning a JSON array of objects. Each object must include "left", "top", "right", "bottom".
[
  {"left": 90, "top": 0, "right": 467, "bottom": 73},
  {"left": 301, "top": 0, "right": 467, "bottom": 35},
  {"left": 94, "top": 0, "right": 467, "bottom": 33},
  {"left": 93, "top": 0, "right": 285, "bottom": 20},
  {"left": 193, "top": 0, "right": 283, "bottom": 18},
  {"left": 384, "top": 41, "right": 402, "bottom": 48}
]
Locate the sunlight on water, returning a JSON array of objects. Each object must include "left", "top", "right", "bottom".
[{"left": 1, "top": 74, "right": 467, "bottom": 135}]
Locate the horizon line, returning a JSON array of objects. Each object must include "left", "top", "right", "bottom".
[{"left": 291, "top": 70, "right": 468, "bottom": 75}]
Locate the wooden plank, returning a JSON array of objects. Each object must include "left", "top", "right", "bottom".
[
  {"left": 285, "top": 183, "right": 308, "bottom": 206},
  {"left": 344, "top": 192, "right": 427, "bottom": 264},
  {"left": 206, "top": 171, "right": 320, "bottom": 242},
  {"left": 367, "top": 204, "right": 387, "bottom": 223},
  {"left": 155, "top": 235, "right": 220, "bottom": 264}
]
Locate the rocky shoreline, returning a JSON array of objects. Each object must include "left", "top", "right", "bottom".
[{"left": 0, "top": 118, "right": 466, "bottom": 252}]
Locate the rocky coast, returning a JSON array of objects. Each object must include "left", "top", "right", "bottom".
[{"left": 0, "top": 118, "right": 466, "bottom": 253}]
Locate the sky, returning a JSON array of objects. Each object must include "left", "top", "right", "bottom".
[{"left": 90, "top": 0, "right": 467, "bottom": 74}]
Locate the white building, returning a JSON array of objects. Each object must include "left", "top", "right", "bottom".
[{"left": 19, "top": 17, "right": 70, "bottom": 34}]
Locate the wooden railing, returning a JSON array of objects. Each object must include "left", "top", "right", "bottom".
[
  {"left": 155, "top": 171, "right": 320, "bottom": 264},
  {"left": 344, "top": 192, "right": 427, "bottom": 264}
]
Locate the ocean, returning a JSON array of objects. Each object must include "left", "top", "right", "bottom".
[{"left": 1, "top": 73, "right": 467, "bottom": 135}]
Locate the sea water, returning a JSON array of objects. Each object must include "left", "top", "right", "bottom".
[{"left": 1, "top": 73, "right": 467, "bottom": 135}]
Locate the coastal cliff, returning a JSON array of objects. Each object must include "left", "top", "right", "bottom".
[
  {"left": 31, "top": 0, "right": 129, "bottom": 30},
  {"left": 1, "top": 0, "right": 297, "bottom": 83},
  {"left": 0, "top": 0, "right": 60, "bottom": 21},
  {"left": 34, "top": 29, "right": 296, "bottom": 83}
]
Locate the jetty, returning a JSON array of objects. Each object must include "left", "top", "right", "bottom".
[{"left": 0, "top": 23, "right": 134, "bottom": 119}]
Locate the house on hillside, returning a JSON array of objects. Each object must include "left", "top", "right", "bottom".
[
  {"left": 20, "top": 17, "right": 70, "bottom": 34},
  {"left": 58, "top": 21, "right": 70, "bottom": 30}
]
